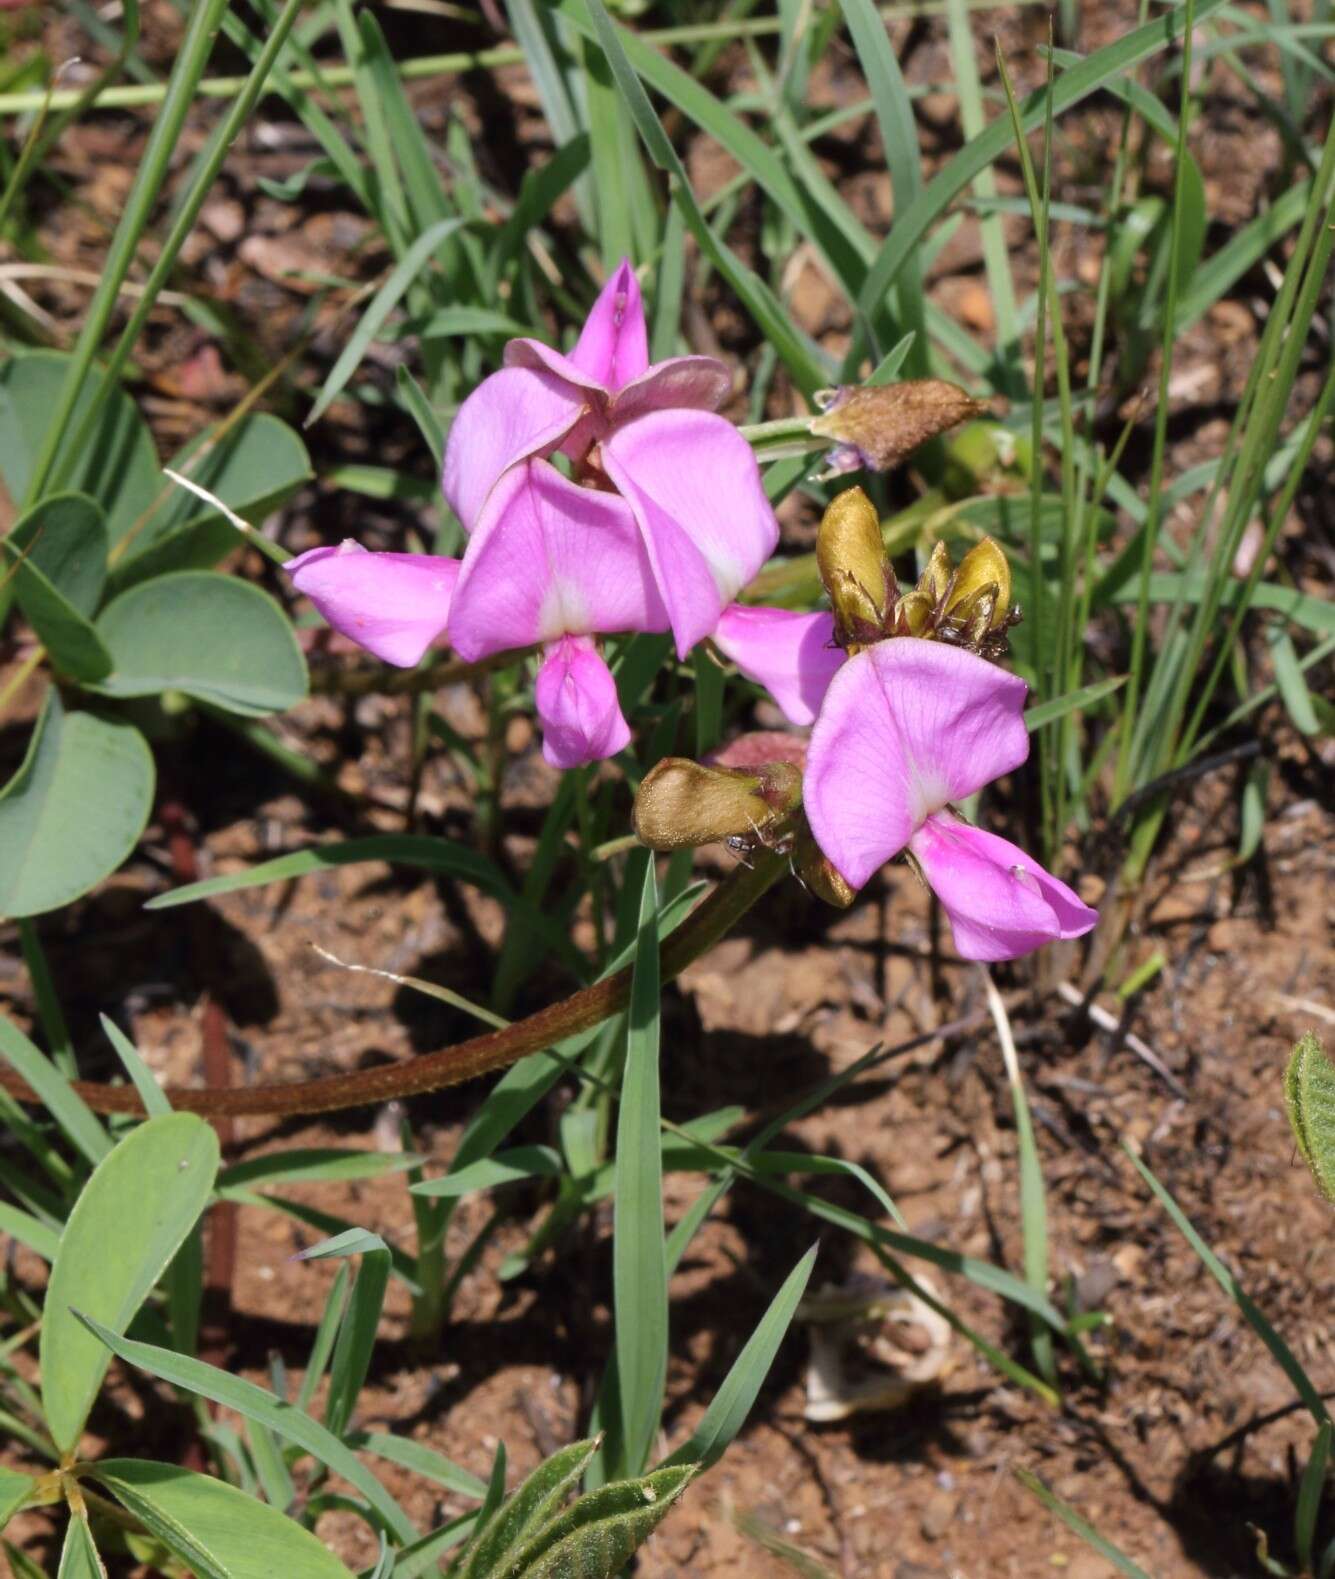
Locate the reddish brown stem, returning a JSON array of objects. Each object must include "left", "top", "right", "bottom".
[{"left": 0, "top": 848, "right": 788, "bottom": 1123}]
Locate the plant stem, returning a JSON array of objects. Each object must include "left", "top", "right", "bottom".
[
  {"left": 0, "top": 3, "right": 1035, "bottom": 116},
  {"left": 0, "top": 847, "right": 790, "bottom": 1120}
]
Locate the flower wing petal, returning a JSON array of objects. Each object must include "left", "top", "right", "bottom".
[
  {"left": 441, "top": 365, "right": 586, "bottom": 532},
  {"left": 602, "top": 409, "right": 779, "bottom": 656},
  {"left": 612, "top": 356, "right": 732, "bottom": 423},
  {"left": 712, "top": 605, "right": 843, "bottom": 725},
  {"left": 448, "top": 459, "right": 668, "bottom": 662},
  {"left": 910, "top": 813, "right": 1097, "bottom": 961},
  {"left": 804, "top": 640, "right": 1030, "bottom": 890},
  {"left": 535, "top": 635, "right": 631, "bottom": 769},
  {"left": 287, "top": 542, "right": 458, "bottom": 667}
]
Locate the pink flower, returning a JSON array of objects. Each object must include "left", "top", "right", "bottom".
[
  {"left": 800, "top": 640, "right": 1096, "bottom": 961},
  {"left": 712, "top": 605, "right": 843, "bottom": 726},
  {"left": 285, "top": 541, "right": 460, "bottom": 667},
  {"left": 291, "top": 458, "right": 665, "bottom": 769},
  {"left": 442, "top": 258, "right": 778, "bottom": 655}
]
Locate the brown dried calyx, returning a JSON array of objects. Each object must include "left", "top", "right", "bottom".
[
  {"left": 811, "top": 378, "right": 990, "bottom": 477},
  {"left": 632, "top": 756, "right": 802, "bottom": 853},
  {"left": 816, "top": 488, "right": 1020, "bottom": 661}
]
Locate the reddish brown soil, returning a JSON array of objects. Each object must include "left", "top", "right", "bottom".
[{"left": 1, "top": 2, "right": 1333, "bottom": 1577}]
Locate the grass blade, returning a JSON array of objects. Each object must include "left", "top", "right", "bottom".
[{"left": 613, "top": 859, "right": 668, "bottom": 1478}]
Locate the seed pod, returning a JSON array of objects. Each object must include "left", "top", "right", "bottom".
[{"left": 632, "top": 757, "right": 801, "bottom": 852}]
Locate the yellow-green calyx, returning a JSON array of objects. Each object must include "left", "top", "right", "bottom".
[
  {"left": 816, "top": 487, "right": 894, "bottom": 651},
  {"left": 815, "top": 489, "right": 1019, "bottom": 661}
]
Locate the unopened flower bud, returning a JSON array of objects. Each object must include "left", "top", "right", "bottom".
[
  {"left": 792, "top": 822, "right": 856, "bottom": 908},
  {"left": 816, "top": 488, "right": 894, "bottom": 646},
  {"left": 811, "top": 380, "right": 989, "bottom": 477},
  {"left": 632, "top": 757, "right": 801, "bottom": 852}
]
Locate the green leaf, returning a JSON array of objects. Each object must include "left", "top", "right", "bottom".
[
  {"left": 1016, "top": 1469, "right": 1152, "bottom": 1579},
  {"left": 142, "top": 834, "right": 581, "bottom": 978},
  {"left": 99, "top": 1013, "right": 171, "bottom": 1116},
  {"left": 307, "top": 216, "right": 468, "bottom": 427},
  {"left": 1126, "top": 1142, "right": 1329, "bottom": 1427},
  {"left": 663, "top": 1245, "right": 816, "bottom": 1472},
  {"left": 91, "top": 1460, "right": 353, "bottom": 1579},
  {"left": 0, "top": 352, "right": 160, "bottom": 543},
  {"left": 218, "top": 1149, "right": 423, "bottom": 1191},
  {"left": 613, "top": 862, "right": 669, "bottom": 1479},
  {"left": 457, "top": 1438, "right": 600, "bottom": 1579},
  {"left": 93, "top": 571, "right": 308, "bottom": 715},
  {"left": 1285, "top": 1033, "right": 1335, "bottom": 1204},
  {"left": 5, "top": 492, "right": 108, "bottom": 615},
  {"left": 1024, "top": 675, "right": 1127, "bottom": 731},
  {"left": 1269, "top": 626, "right": 1321, "bottom": 736},
  {"left": 41, "top": 1112, "right": 220, "bottom": 1454},
  {"left": 0, "top": 691, "right": 154, "bottom": 917},
  {"left": 0, "top": 1467, "right": 35, "bottom": 1532},
  {"left": 0, "top": 1201, "right": 60, "bottom": 1263},
  {"left": 72, "top": 1315, "right": 417, "bottom": 1541},
  {"left": 0, "top": 1014, "right": 111, "bottom": 1167},
  {"left": 4, "top": 1539, "right": 52, "bottom": 1579},
  {"left": 504, "top": 1465, "right": 695, "bottom": 1579},
  {"left": 56, "top": 1517, "right": 106, "bottom": 1579},
  {"left": 349, "top": 1432, "right": 487, "bottom": 1503},
  {"left": 1297, "top": 1420, "right": 1331, "bottom": 1573},
  {"left": 856, "top": 0, "right": 1231, "bottom": 318},
  {"left": 2, "top": 496, "right": 113, "bottom": 681},
  {"left": 110, "top": 414, "right": 312, "bottom": 591},
  {"left": 410, "top": 1146, "right": 564, "bottom": 1199},
  {"left": 297, "top": 1230, "right": 394, "bottom": 1436}
]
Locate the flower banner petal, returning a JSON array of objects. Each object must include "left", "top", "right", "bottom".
[
  {"left": 603, "top": 408, "right": 779, "bottom": 656},
  {"left": 287, "top": 542, "right": 459, "bottom": 667},
  {"left": 909, "top": 813, "right": 1098, "bottom": 961},
  {"left": 441, "top": 365, "right": 586, "bottom": 533},
  {"left": 534, "top": 635, "right": 631, "bottom": 769},
  {"left": 448, "top": 459, "right": 667, "bottom": 662},
  {"left": 712, "top": 605, "right": 843, "bottom": 725},
  {"left": 804, "top": 640, "right": 1029, "bottom": 890},
  {"left": 567, "top": 258, "right": 649, "bottom": 391}
]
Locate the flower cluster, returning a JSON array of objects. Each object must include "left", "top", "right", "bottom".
[
  {"left": 289, "top": 262, "right": 1095, "bottom": 962},
  {"left": 643, "top": 489, "right": 1097, "bottom": 962},
  {"left": 288, "top": 259, "right": 776, "bottom": 768}
]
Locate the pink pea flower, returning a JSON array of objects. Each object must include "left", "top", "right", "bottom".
[
  {"left": 801, "top": 640, "right": 1096, "bottom": 961},
  {"left": 290, "top": 457, "right": 669, "bottom": 770},
  {"left": 441, "top": 258, "right": 779, "bottom": 655},
  {"left": 285, "top": 541, "right": 461, "bottom": 667}
]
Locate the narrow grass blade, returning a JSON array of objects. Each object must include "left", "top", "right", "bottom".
[
  {"left": 612, "top": 861, "right": 669, "bottom": 1479},
  {"left": 306, "top": 218, "right": 467, "bottom": 426},
  {"left": 0, "top": 1017, "right": 110, "bottom": 1167},
  {"left": 663, "top": 1245, "right": 816, "bottom": 1471},
  {"left": 1125, "top": 1144, "right": 1329, "bottom": 1427},
  {"left": 98, "top": 1015, "right": 170, "bottom": 1116},
  {"left": 74, "top": 1316, "right": 416, "bottom": 1540},
  {"left": 1016, "top": 1468, "right": 1153, "bottom": 1578},
  {"left": 298, "top": 1232, "right": 395, "bottom": 1438}
]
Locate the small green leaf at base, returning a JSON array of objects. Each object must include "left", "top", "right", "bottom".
[
  {"left": 503, "top": 1465, "right": 695, "bottom": 1579},
  {"left": 1285, "top": 1033, "right": 1335, "bottom": 1204},
  {"left": 41, "top": 1113, "right": 220, "bottom": 1454},
  {"left": 91, "top": 1460, "right": 354, "bottom": 1579}
]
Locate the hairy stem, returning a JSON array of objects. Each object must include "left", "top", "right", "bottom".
[{"left": 0, "top": 849, "right": 788, "bottom": 1121}]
